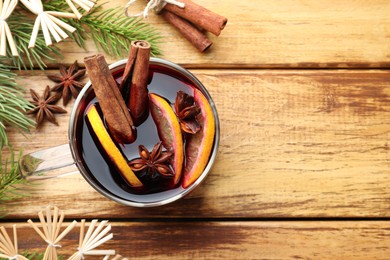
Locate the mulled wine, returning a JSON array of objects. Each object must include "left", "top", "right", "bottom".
[{"left": 72, "top": 60, "right": 218, "bottom": 205}]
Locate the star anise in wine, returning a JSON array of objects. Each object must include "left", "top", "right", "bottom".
[
  {"left": 129, "top": 142, "right": 174, "bottom": 180},
  {"left": 27, "top": 85, "right": 67, "bottom": 128},
  {"left": 175, "top": 91, "right": 201, "bottom": 134},
  {"left": 47, "top": 60, "right": 86, "bottom": 106}
]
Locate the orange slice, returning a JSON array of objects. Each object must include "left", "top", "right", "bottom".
[
  {"left": 182, "top": 89, "right": 215, "bottom": 188},
  {"left": 86, "top": 104, "right": 143, "bottom": 188},
  {"left": 149, "top": 93, "right": 184, "bottom": 185}
]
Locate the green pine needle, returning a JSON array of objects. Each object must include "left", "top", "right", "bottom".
[
  {"left": 0, "top": 0, "right": 163, "bottom": 217},
  {"left": 0, "top": 65, "right": 35, "bottom": 148},
  {"left": 77, "top": 6, "right": 163, "bottom": 57},
  {"left": 3, "top": 13, "right": 62, "bottom": 70},
  {"left": 21, "top": 251, "right": 64, "bottom": 260},
  {"left": 43, "top": 1, "right": 163, "bottom": 57},
  {"left": 0, "top": 147, "right": 29, "bottom": 215},
  {"left": 0, "top": 0, "right": 162, "bottom": 148}
]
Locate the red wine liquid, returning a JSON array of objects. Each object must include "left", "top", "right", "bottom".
[{"left": 76, "top": 64, "right": 197, "bottom": 202}]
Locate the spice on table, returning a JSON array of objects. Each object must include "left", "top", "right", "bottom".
[
  {"left": 84, "top": 54, "right": 136, "bottom": 144},
  {"left": 161, "top": 0, "right": 227, "bottom": 51},
  {"left": 163, "top": 0, "right": 228, "bottom": 36},
  {"left": 27, "top": 85, "right": 67, "bottom": 128},
  {"left": 160, "top": 10, "right": 212, "bottom": 52},
  {"left": 119, "top": 40, "right": 151, "bottom": 126},
  {"left": 174, "top": 90, "right": 201, "bottom": 134},
  {"left": 125, "top": 0, "right": 227, "bottom": 52},
  {"left": 129, "top": 142, "right": 174, "bottom": 179},
  {"left": 47, "top": 60, "right": 86, "bottom": 106}
]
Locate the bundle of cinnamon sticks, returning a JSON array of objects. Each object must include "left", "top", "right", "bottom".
[
  {"left": 159, "top": 0, "right": 228, "bottom": 52},
  {"left": 84, "top": 40, "right": 151, "bottom": 144}
]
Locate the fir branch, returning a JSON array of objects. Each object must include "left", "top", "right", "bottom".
[
  {"left": 21, "top": 251, "right": 64, "bottom": 260},
  {"left": 0, "top": 0, "right": 162, "bottom": 157},
  {"left": 0, "top": 65, "right": 34, "bottom": 148},
  {"left": 5, "top": 13, "right": 62, "bottom": 70},
  {"left": 77, "top": 7, "right": 163, "bottom": 57},
  {"left": 0, "top": 147, "right": 29, "bottom": 215},
  {"left": 43, "top": 1, "right": 162, "bottom": 57}
]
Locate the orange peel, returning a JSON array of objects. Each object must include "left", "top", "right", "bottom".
[
  {"left": 149, "top": 93, "right": 184, "bottom": 185},
  {"left": 182, "top": 89, "right": 215, "bottom": 188},
  {"left": 86, "top": 104, "right": 143, "bottom": 188}
]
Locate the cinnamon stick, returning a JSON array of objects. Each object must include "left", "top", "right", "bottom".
[
  {"left": 163, "top": 0, "right": 227, "bottom": 36},
  {"left": 161, "top": 10, "right": 212, "bottom": 52},
  {"left": 84, "top": 54, "right": 136, "bottom": 144},
  {"left": 120, "top": 40, "right": 151, "bottom": 126}
]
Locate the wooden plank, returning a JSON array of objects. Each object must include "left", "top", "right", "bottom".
[
  {"left": 4, "top": 69, "right": 390, "bottom": 218},
  {"left": 52, "top": 0, "right": 390, "bottom": 68},
  {"left": 0, "top": 221, "right": 389, "bottom": 259}
]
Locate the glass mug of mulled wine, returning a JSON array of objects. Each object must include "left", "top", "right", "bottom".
[{"left": 19, "top": 57, "right": 220, "bottom": 207}]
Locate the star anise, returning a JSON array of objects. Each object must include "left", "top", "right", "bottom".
[
  {"left": 129, "top": 142, "right": 174, "bottom": 180},
  {"left": 27, "top": 85, "right": 67, "bottom": 128},
  {"left": 47, "top": 60, "right": 86, "bottom": 106},
  {"left": 175, "top": 91, "right": 201, "bottom": 134}
]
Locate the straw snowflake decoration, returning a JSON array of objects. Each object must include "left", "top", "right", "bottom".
[
  {"left": 0, "top": 206, "right": 119, "bottom": 259},
  {"left": 28, "top": 206, "right": 77, "bottom": 260},
  {"left": 0, "top": 0, "right": 96, "bottom": 55},
  {"left": 19, "top": 0, "right": 79, "bottom": 48},
  {"left": 0, "top": 225, "right": 28, "bottom": 260},
  {"left": 68, "top": 219, "right": 115, "bottom": 260},
  {"left": 0, "top": 0, "right": 18, "bottom": 56},
  {"left": 65, "top": 0, "right": 95, "bottom": 19}
]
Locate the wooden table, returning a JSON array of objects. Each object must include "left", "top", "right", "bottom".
[{"left": 4, "top": 0, "right": 390, "bottom": 258}]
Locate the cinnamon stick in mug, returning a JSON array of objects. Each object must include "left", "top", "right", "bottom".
[
  {"left": 120, "top": 40, "right": 151, "bottom": 126},
  {"left": 84, "top": 54, "right": 136, "bottom": 144},
  {"left": 163, "top": 0, "right": 227, "bottom": 36},
  {"left": 161, "top": 10, "right": 212, "bottom": 52}
]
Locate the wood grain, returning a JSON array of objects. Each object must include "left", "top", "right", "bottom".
[
  {"left": 1, "top": 221, "right": 390, "bottom": 259},
  {"left": 51, "top": 0, "right": 390, "bottom": 68},
  {"left": 4, "top": 69, "right": 390, "bottom": 219},
  {"left": 4, "top": 1, "right": 390, "bottom": 257}
]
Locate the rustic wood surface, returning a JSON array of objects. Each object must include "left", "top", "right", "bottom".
[
  {"left": 1, "top": 221, "right": 390, "bottom": 259},
  {"left": 55, "top": 0, "right": 390, "bottom": 68},
  {"left": 5, "top": 69, "right": 390, "bottom": 219},
  {"left": 2, "top": 0, "right": 390, "bottom": 259}
]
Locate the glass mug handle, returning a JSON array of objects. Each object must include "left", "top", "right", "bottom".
[{"left": 19, "top": 144, "right": 79, "bottom": 180}]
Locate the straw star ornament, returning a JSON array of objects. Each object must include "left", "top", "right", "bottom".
[
  {"left": 68, "top": 219, "right": 115, "bottom": 260},
  {"left": 19, "top": 0, "right": 78, "bottom": 48},
  {"left": 65, "top": 0, "right": 95, "bottom": 19},
  {"left": 0, "top": 0, "right": 18, "bottom": 56},
  {"left": 28, "top": 206, "right": 77, "bottom": 260},
  {"left": 0, "top": 206, "right": 121, "bottom": 259},
  {"left": 0, "top": 225, "right": 28, "bottom": 260}
]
